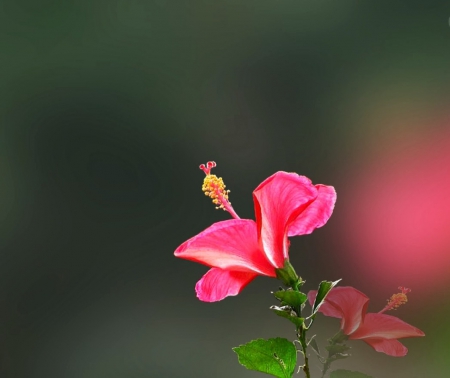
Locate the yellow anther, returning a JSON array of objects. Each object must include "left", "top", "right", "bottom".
[
  {"left": 202, "top": 174, "right": 231, "bottom": 211},
  {"left": 198, "top": 161, "right": 240, "bottom": 219},
  {"left": 379, "top": 287, "right": 411, "bottom": 314},
  {"left": 386, "top": 293, "right": 408, "bottom": 310}
]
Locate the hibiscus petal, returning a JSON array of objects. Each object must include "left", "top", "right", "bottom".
[
  {"left": 195, "top": 268, "right": 257, "bottom": 302},
  {"left": 307, "top": 290, "right": 343, "bottom": 319},
  {"left": 174, "top": 219, "right": 275, "bottom": 276},
  {"left": 361, "top": 338, "right": 408, "bottom": 357},
  {"left": 287, "top": 184, "right": 336, "bottom": 237},
  {"left": 350, "top": 313, "right": 425, "bottom": 340},
  {"left": 308, "top": 287, "right": 369, "bottom": 335},
  {"left": 253, "top": 172, "right": 318, "bottom": 267}
]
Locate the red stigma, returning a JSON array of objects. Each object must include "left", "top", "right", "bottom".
[
  {"left": 199, "top": 161, "right": 217, "bottom": 175},
  {"left": 398, "top": 286, "right": 411, "bottom": 294}
]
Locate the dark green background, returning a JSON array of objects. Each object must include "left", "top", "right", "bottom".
[{"left": 1, "top": 1, "right": 449, "bottom": 377}]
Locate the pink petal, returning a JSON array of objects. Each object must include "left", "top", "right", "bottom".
[
  {"left": 287, "top": 184, "right": 336, "bottom": 237},
  {"left": 308, "top": 287, "right": 369, "bottom": 335},
  {"left": 361, "top": 338, "right": 408, "bottom": 357},
  {"left": 195, "top": 268, "right": 257, "bottom": 302},
  {"left": 253, "top": 172, "right": 318, "bottom": 268},
  {"left": 350, "top": 313, "right": 425, "bottom": 340},
  {"left": 307, "top": 290, "right": 344, "bottom": 319},
  {"left": 174, "top": 219, "right": 276, "bottom": 276}
]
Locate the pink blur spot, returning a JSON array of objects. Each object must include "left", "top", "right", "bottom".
[{"left": 337, "top": 125, "right": 450, "bottom": 292}]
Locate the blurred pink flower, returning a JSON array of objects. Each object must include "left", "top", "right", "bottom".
[
  {"left": 308, "top": 286, "right": 425, "bottom": 356},
  {"left": 175, "top": 162, "right": 336, "bottom": 302}
]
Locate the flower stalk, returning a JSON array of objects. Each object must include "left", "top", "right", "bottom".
[
  {"left": 298, "top": 325, "right": 311, "bottom": 378},
  {"left": 274, "top": 262, "right": 311, "bottom": 378},
  {"left": 320, "top": 331, "right": 350, "bottom": 378}
]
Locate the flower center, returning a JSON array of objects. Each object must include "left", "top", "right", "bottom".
[
  {"left": 199, "top": 161, "right": 240, "bottom": 219},
  {"left": 378, "top": 286, "right": 411, "bottom": 314}
]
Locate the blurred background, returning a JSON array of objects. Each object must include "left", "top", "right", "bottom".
[{"left": 0, "top": 1, "right": 449, "bottom": 377}]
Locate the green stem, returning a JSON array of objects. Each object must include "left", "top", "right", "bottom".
[
  {"left": 298, "top": 324, "right": 311, "bottom": 378},
  {"left": 320, "top": 331, "right": 349, "bottom": 377},
  {"left": 290, "top": 280, "right": 310, "bottom": 378},
  {"left": 275, "top": 261, "right": 310, "bottom": 377},
  {"left": 320, "top": 356, "right": 331, "bottom": 378}
]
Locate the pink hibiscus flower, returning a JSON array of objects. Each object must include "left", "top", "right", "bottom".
[
  {"left": 174, "top": 161, "right": 336, "bottom": 302},
  {"left": 307, "top": 286, "right": 425, "bottom": 356}
]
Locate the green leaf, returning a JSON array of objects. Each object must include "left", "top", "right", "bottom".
[
  {"left": 271, "top": 306, "right": 305, "bottom": 327},
  {"left": 311, "top": 279, "right": 341, "bottom": 315},
  {"left": 273, "top": 290, "right": 307, "bottom": 308},
  {"left": 330, "top": 369, "right": 374, "bottom": 378},
  {"left": 233, "top": 338, "right": 297, "bottom": 378}
]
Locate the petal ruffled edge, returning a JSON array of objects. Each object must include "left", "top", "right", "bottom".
[
  {"left": 287, "top": 184, "right": 336, "bottom": 237},
  {"left": 253, "top": 172, "right": 318, "bottom": 268},
  {"left": 350, "top": 313, "right": 425, "bottom": 340},
  {"left": 307, "top": 290, "right": 343, "bottom": 318},
  {"left": 308, "top": 287, "right": 369, "bottom": 335},
  {"left": 195, "top": 268, "right": 258, "bottom": 302},
  {"left": 175, "top": 219, "right": 276, "bottom": 276},
  {"left": 362, "top": 338, "right": 408, "bottom": 357}
]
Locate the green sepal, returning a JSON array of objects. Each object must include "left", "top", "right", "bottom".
[
  {"left": 273, "top": 290, "right": 307, "bottom": 308},
  {"left": 233, "top": 337, "right": 297, "bottom": 378},
  {"left": 328, "top": 352, "right": 350, "bottom": 361},
  {"left": 330, "top": 369, "right": 374, "bottom": 378},
  {"left": 311, "top": 279, "right": 341, "bottom": 316},
  {"left": 271, "top": 305, "right": 305, "bottom": 327},
  {"left": 329, "top": 330, "right": 348, "bottom": 344},
  {"left": 275, "top": 260, "right": 301, "bottom": 288},
  {"left": 325, "top": 344, "right": 351, "bottom": 354}
]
